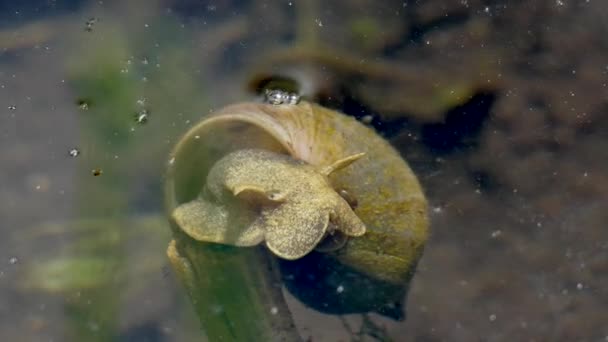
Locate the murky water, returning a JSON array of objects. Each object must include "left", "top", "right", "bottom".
[{"left": 1, "top": 1, "right": 608, "bottom": 341}]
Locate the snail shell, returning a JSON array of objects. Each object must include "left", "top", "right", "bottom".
[{"left": 165, "top": 100, "right": 428, "bottom": 319}]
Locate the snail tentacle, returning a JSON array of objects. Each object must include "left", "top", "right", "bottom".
[{"left": 319, "top": 152, "right": 366, "bottom": 176}]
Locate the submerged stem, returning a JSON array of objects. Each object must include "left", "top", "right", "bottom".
[{"left": 168, "top": 237, "right": 301, "bottom": 341}]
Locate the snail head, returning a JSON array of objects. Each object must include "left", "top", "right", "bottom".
[{"left": 172, "top": 149, "right": 366, "bottom": 260}]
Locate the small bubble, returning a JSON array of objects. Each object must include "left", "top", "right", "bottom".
[
  {"left": 68, "top": 148, "right": 80, "bottom": 157},
  {"left": 265, "top": 89, "right": 285, "bottom": 105},
  {"left": 491, "top": 230, "right": 502, "bottom": 238},
  {"left": 556, "top": 0, "right": 564, "bottom": 6},
  {"left": 7, "top": 105, "right": 16, "bottom": 110},
  {"left": 92, "top": 168, "right": 103, "bottom": 176},
  {"left": 287, "top": 93, "right": 300, "bottom": 105},
  {"left": 432, "top": 206, "right": 443, "bottom": 214},
  {"left": 315, "top": 18, "right": 323, "bottom": 27},
  {"left": 136, "top": 98, "right": 146, "bottom": 106},
  {"left": 489, "top": 314, "right": 496, "bottom": 322},
  {"left": 134, "top": 109, "right": 150, "bottom": 124},
  {"left": 576, "top": 283, "right": 583, "bottom": 290},
  {"left": 270, "top": 307, "right": 278, "bottom": 315},
  {"left": 336, "top": 285, "right": 344, "bottom": 294},
  {"left": 168, "top": 157, "right": 175, "bottom": 165},
  {"left": 8, "top": 256, "right": 18, "bottom": 264}
]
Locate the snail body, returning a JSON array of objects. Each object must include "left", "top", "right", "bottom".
[{"left": 165, "top": 100, "right": 428, "bottom": 319}]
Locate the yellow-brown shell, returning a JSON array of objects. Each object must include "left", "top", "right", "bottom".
[{"left": 165, "top": 100, "right": 428, "bottom": 287}]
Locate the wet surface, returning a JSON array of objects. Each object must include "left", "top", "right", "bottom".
[{"left": 1, "top": 0, "right": 607, "bottom": 341}]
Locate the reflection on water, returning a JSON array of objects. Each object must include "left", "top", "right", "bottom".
[{"left": 1, "top": 0, "right": 608, "bottom": 341}]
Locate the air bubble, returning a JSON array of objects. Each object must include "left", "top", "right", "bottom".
[
  {"left": 134, "top": 109, "right": 150, "bottom": 124},
  {"left": 68, "top": 148, "right": 80, "bottom": 157},
  {"left": 8, "top": 256, "right": 18, "bottom": 265},
  {"left": 263, "top": 89, "right": 300, "bottom": 105},
  {"left": 7, "top": 105, "right": 16, "bottom": 110}
]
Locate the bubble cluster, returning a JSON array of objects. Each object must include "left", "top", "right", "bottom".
[{"left": 264, "top": 89, "right": 300, "bottom": 105}]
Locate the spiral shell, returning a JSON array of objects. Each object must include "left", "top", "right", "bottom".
[{"left": 165, "top": 100, "right": 428, "bottom": 319}]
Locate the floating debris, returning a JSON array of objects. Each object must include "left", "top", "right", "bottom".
[
  {"left": 85, "top": 17, "right": 98, "bottom": 32},
  {"left": 134, "top": 109, "right": 150, "bottom": 124},
  {"left": 263, "top": 89, "right": 300, "bottom": 105},
  {"left": 92, "top": 168, "right": 103, "bottom": 177},
  {"left": 68, "top": 148, "right": 80, "bottom": 157},
  {"left": 8, "top": 256, "right": 18, "bottom": 265},
  {"left": 76, "top": 98, "right": 91, "bottom": 110}
]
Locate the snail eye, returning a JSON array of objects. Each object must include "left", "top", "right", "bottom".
[
  {"left": 338, "top": 188, "right": 358, "bottom": 209},
  {"left": 267, "top": 190, "right": 286, "bottom": 201},
  {"left": 233, "top": 186, "right": 285, "bottom": 208}
]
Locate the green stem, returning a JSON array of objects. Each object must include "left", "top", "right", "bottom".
[{"left": 168, "top": 237, "right": 301, "bottom": 341}]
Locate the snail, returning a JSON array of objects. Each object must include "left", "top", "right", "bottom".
[{"left": 165, "top": 98, "right": 428, "bottom": 320}]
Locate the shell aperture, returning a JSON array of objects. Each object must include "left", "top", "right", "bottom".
[{"left": 172, "top": 149, "right": 366, "bottom": 260}]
